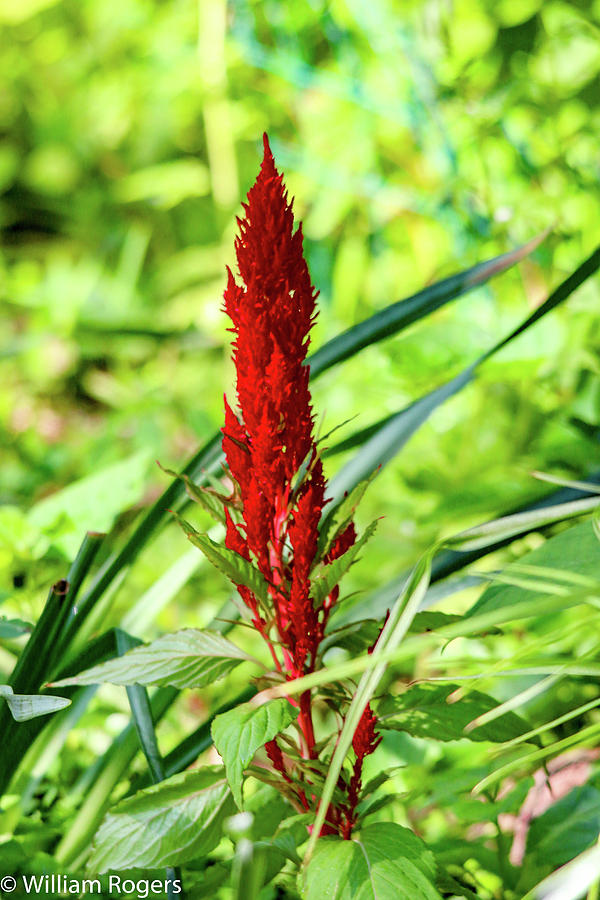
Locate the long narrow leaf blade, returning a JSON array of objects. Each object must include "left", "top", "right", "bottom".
[
  {"left": 308, "top": 231, "right": 548, "bottom": 377},
  {"left": 326, "top": 244, "right": 600, "bottom": 508},
  {"left": 326, "top": 366, "right": 475, "bottom": 508},
  {"left": 116, "top": 630, "right": 166, "bottom": 785}
]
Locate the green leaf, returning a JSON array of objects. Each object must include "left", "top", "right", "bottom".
[
  {"left": 28, "top": 451, "right": 151, "bottom": 557},
  {"left": 303, "top": 822, "right": 441, "bottom": 899},
  {"left": 311, "top": 520, "right": 378, "bottom": 607},
  {"left": 88, "top": 767, "right": 235, "bottom": 872},
  {"left": 317, "top": 473, "right": 376, "bottom": 559},
  {"left": 378, "top": 683, "right": 532, "bottom": 743},
  {"left": 320, "top": 619, "right": 382, "bottom": 656},
  {"left": 0, "top": 617, "right": 32, "bottom": 639},
  {"left": 409, "top": 611, "right": 468, "bottom": 633},
  {"left": 211, "top": 700, "right": 299, "bottom": 809},
  {"left": 308, "top": 231, "right": 548, "bottom": 378},
  {"left": 51, "top": 629, "right": 250, "bottom": 690},
  {"left": 0, "top": 685, "right": 71, "bottom": 722},
  {"left": 114, "top": 629, "right": 166, "bottom": 785},
  {"left": 173, "top": 513, "right": 270, "bottom": 604},
  {"left": 468, "top": 520, "right": 600, "bottom": 617},
  {"left": 159, "top": 464, "right": 227, "bottom": 525}
]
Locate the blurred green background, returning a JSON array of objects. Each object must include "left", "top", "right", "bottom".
[{"left": 1, "top": 0, "right": 599, "bottom": 613}]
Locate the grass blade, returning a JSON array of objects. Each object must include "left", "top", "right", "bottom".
[
  {"left": 304, "top": 551, "right": 433, "bottom": 860},
  {"left": 115, "top": 630, "right": 166, "bottom": 784},
  {"left": 308, "top": 231, "right": 548, "bottom": 377},
  {"left": 325, "top": 245, "right": 600, "bottom": 508}
]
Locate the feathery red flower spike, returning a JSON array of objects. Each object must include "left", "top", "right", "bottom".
[{"left": 221, "top": 134, "right": 380, "bottom": 836}]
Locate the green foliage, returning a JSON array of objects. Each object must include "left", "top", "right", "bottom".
[
  {"left": 523, "top": 782, "right": 600, "bottom": 885},
  {"left": 28, "top": 452, "right": 151, "bottom": 557},
  {"left": 303, "top": 823, "right": 441, "bottom": 899},
  {"left": 211, "top": 700, "right": 300, "bottom": 809},
  {"left": 173, "top": 513, "right": 271, "bottom": 605},
  {"left": 377, "top": 682, "right": 532, "bottom": 743},
  {"left": 311, "top": 520, "right": 378, "bottom": 606},
  {"left": 88, "top": 768, "right": 235, "bottom": 872}
]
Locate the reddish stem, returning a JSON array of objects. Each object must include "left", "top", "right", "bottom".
[{"left": 298, "top": 690, "right": 316, "bottom": 760}]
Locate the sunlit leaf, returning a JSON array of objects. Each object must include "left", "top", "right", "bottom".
[
  {"left": 51, "top": 629, "right": 251, "bottom": 690},
  {"left": 211, "top": 700, "right": 299, "bottom": 809}
]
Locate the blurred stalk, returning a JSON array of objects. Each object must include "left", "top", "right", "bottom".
[{"left": 198, "top": 0, "right": 239, "bottom": 210}]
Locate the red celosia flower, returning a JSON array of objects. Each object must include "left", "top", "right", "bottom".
[
  {"left": 220, "top": 134, "right": 381, "bottom": 836},
  {"left": 222, "top": 134, "right": 325, "bottom": 676}
]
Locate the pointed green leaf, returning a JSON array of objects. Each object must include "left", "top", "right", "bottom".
[
  {"left": 88, "top": 767, "right": 235, "bottom": 872},
  {"left": 319, "top": 619, "right": 382, "bottom": 656},
  {"left": 160, "top": 464, "right": 227, "bottom": 525},
  {"left": 525, "top": 782, "right": 600, "bottom": 874},
  {"left": 51, "top": 629, "right": 250, "bottom": 690},
  {"left": 317, "top": 473, "right": 377, "bottom": 559},
  {"left": 303, "top": 822, "right": 441, "bottom": 899},
  {"left": 0, "top": 685, "right": 71, "bottom": 722},
  {"left": 173, "top": 513, "right": 270, "bottom": 604},
  {"left": 311, "top": 521, "right": 378, "bottom": 607},
  {"left": 377, "top": 682, "right": 532, "bottom": 743},
  {"left": 0, "top": 617, "right": 32, "bottom": 640},
  {"left": 211, "top": 700, "right": 299, "bottom": 809}
]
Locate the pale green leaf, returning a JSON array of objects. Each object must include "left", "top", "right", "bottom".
[
  {"left": 28, "top": 451, "right": 151, "bottom": 557},
  {"left": 51, "top": 629, "right": 250, "bottom": 690},
  {"left": 0, "top": 684, "right": 71, "bottom": 722},
  {"left": 160, "top": 465, "right": 227, "bottom": 525}
]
